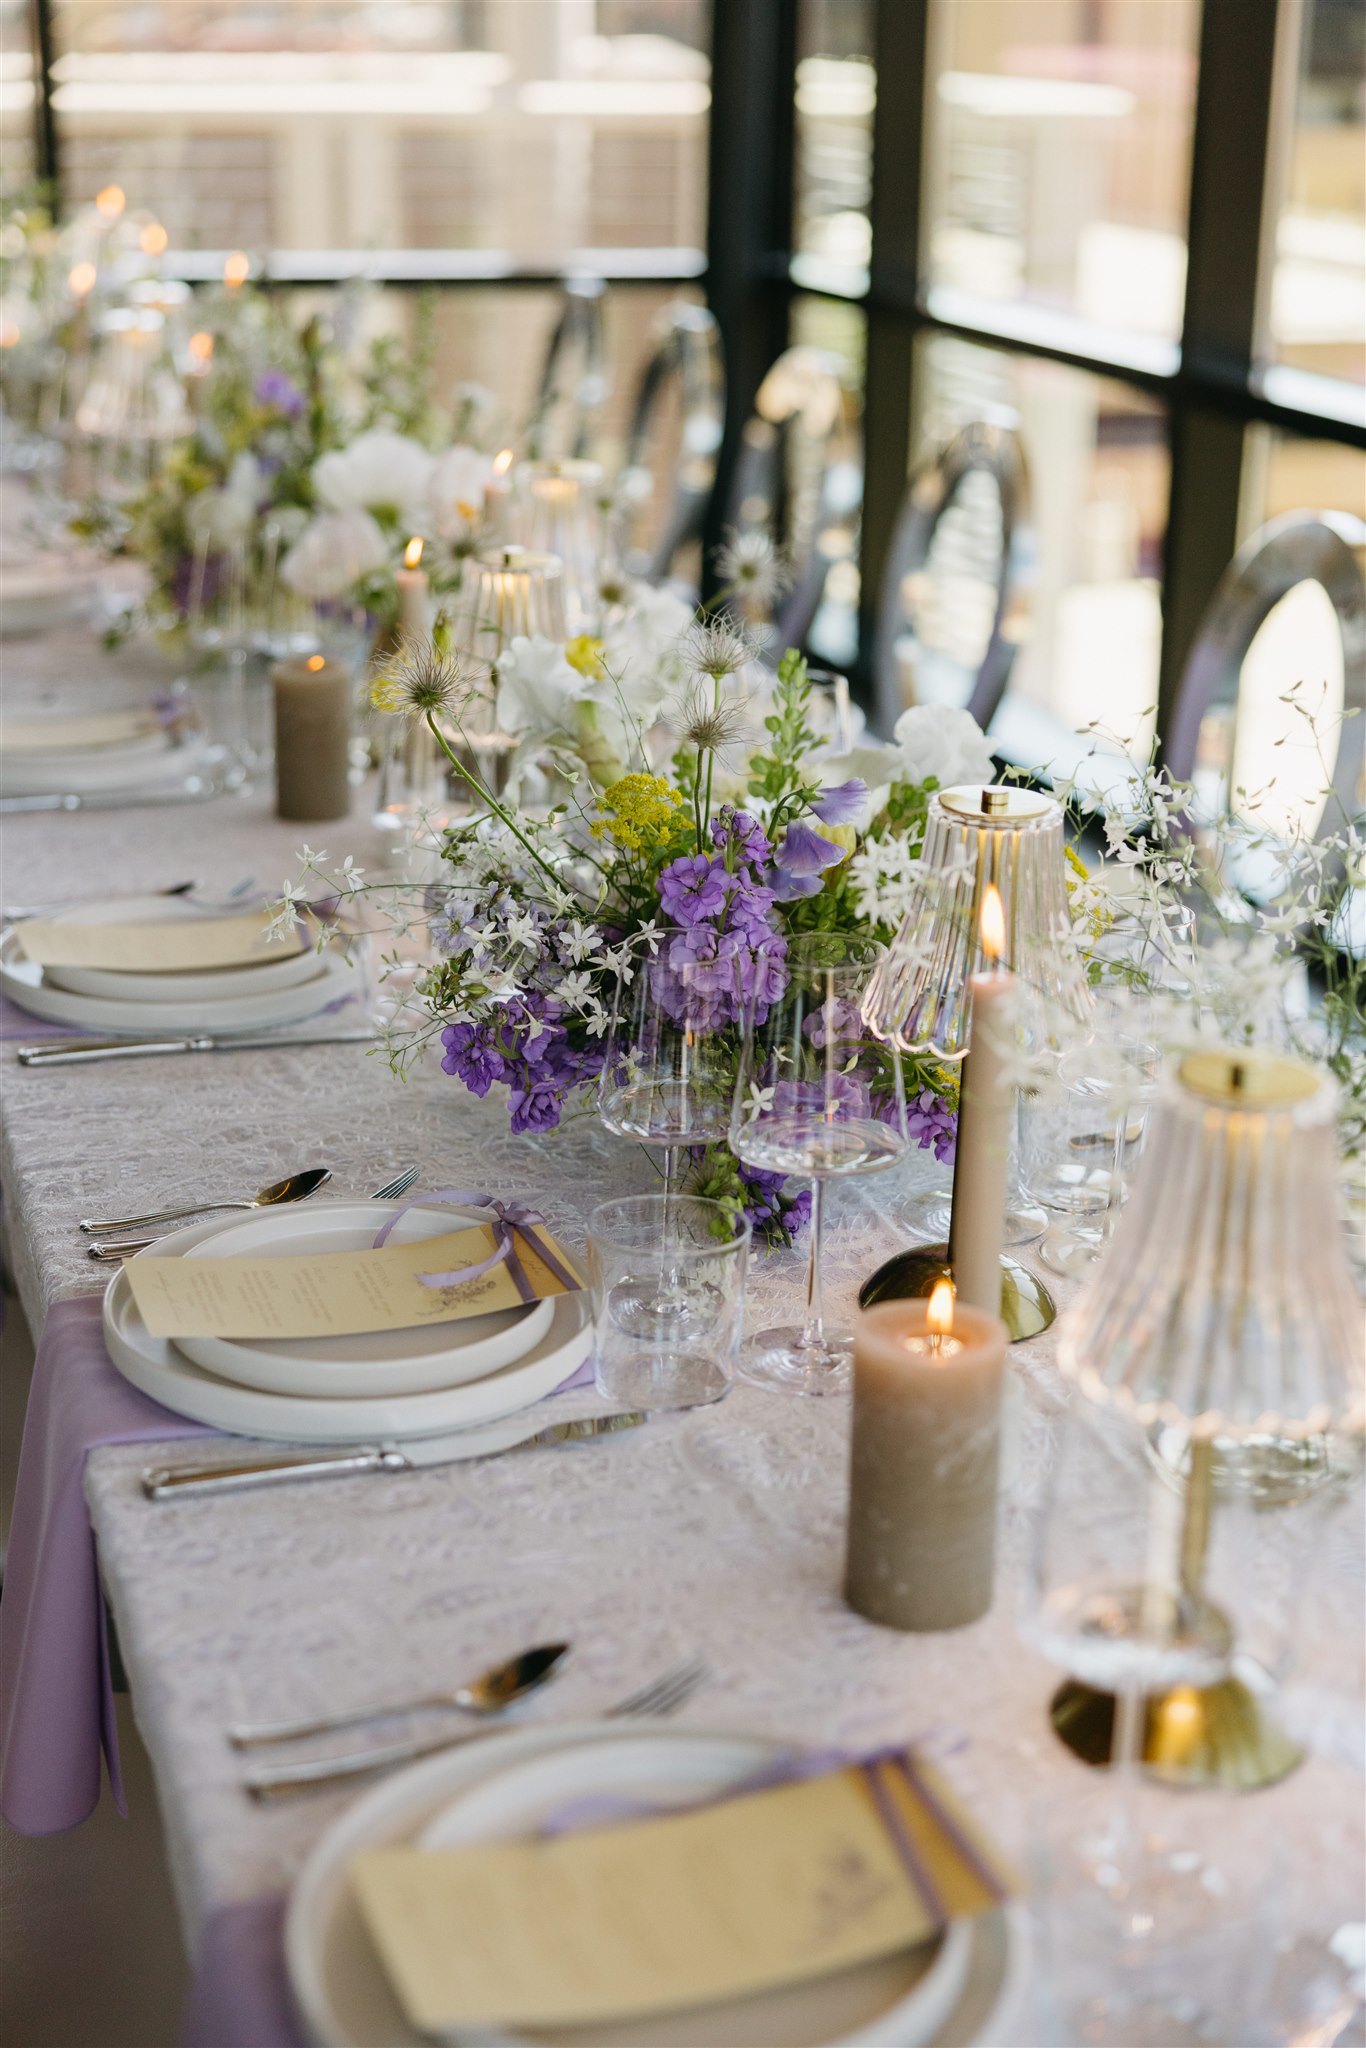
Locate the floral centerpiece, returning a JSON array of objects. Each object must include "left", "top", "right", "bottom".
[{"left": 280, "top": 617, "right": 978, "bottom": 1244}]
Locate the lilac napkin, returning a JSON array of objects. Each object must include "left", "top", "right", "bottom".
[
  {"left": 0, "top": 992, "right": 78, "bottom": 1041},
  {"left": 0, "top": 1296, "right": 210, "bottom": 1834},
  {"left": 182, "top": 1896, "right": 308, "bottom": 2048},
  {"left": 0, "top": 1293, "right": 592, "bottom": 1836}
]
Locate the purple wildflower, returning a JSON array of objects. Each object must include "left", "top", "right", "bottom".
[
  {"left": 658, "top": 854, "right": 729, "bottom": 927},
  {"left": 812, "top": 779, "right": 869, "bottom": 826},
  {"left": 255, "top": 369, "right": 305, "bottom": 416},
  {"left": 770, "top": 820, "right": 846, "bottom": 902}
]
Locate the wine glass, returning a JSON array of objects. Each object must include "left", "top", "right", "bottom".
[
  {"left": 598, "top": 927, "right": 736, "bottom": 1336},
  {"left": 1022, "top": 1015, "right": 1157, "bottom": 1280},
  {"left": 730, "top": 932, "right": 908, "bottom": 1395}
]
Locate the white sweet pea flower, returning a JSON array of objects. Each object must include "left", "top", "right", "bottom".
[
  {"left": 495, "top": 635, "right": 588, "bottom": 738},
  {"left": 427, "top": 444, "right": 494, "bottom": 541},
  {"left": 892, "top": 704, "right": 996, "bottom": 792},
  {"left": 312, "top": 430, "right": 436, "bottom": 530},
  {"left": 279, "top": 508, "right": 388, "bottom": 601}
]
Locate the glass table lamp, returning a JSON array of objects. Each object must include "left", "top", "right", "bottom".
[
  {"left": 1051, "top": 1045, "right": 1365, "bottom": 1788},
  {"left": 516, "top": 459, "right": 604, "bottom": 631},
  {"left": 861, "top": 783, "right": 1093, "bottom": 1337},
  {"left": 446, "top": 544, "right": 568, "bottom": 790}
]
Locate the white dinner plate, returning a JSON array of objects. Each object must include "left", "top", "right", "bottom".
[
  {"left": 33, "top": 895, "right": 323, "bottom": 1002},
  {"left": 177, "top": 1200, "right": 555, "bottom": 1398},
  {"left": 286, "top": 1722, "right": 1026, "bottom": 2048},
  {"left": 103, "top": 1212, "right": 591, "bottom": 1442},
  {"left": 0, "top": 929, "right": 357, "bottom": 1034},
  {"left": 0, "top": 563, "right": 100, "bottom": 638},
  {"left": 0, "top": 729, "right": 212, "bottom": 797}
]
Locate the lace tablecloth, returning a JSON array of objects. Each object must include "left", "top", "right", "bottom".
[{"left": 2, "top": 616, "right": 1361, "bottom": 2036}]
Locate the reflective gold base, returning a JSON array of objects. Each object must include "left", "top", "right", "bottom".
[
  {"left": 858, "top": 1245, "right": 1055, "bottom": 1342},
  {"left": 1049, "top": 1674, "right": 1305, "bottom": 1791}
]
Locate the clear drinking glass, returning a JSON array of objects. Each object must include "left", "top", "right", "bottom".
[
  {"left": 1021, "top": 1023, "right": 1156, "bottom": 1279},
  {"left": 598, "top": 928, "right": 736, "bottom": 1336},
  {"left": 730, "top": 932, "right": 908, "bottom": 1395},
  {"left": 588, "top": 1194, "right": 749, "bottom": 1410}
]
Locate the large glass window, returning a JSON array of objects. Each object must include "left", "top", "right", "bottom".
[
  {"left": 910, "top": 333, "right": 1168, "bottom": 773},
  {"left": 793, "top": 0, "right": 875, "bottom": 296},
  {"left": 1263, "top": 0, "right": 1365, "bottom": 391},
  {"left": 49, "top": 0, "right": 710, "bottom": 258},
  {"left": 0, "top": 0, "right": 34, "bottom": 187},
  {"left": 922, "top": 0, "right": 1200, "bottom": 353}
]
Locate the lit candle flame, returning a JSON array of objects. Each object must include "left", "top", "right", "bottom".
[
  {"left": 223, "top": 250, "right": 250, "bottom": 288},
  {"left": 979, "top": 883, "right": 1005, "bottom": 967},
  {"left": 187, "top": 329, "right": 214, "bottom": 364},
  {"left": 68, "top": 262, "right": 97, "bottom": 299},
  {"left": 927, "top": 1277, "right": 956, "bottom": 1340},
  {"left": 492, "top": 448, "right": 514, "bottom": 476},
  {"left": 95, "top": 185, "right": 125, "bottom": 220},
  {"left": 403, "top": 537, "right": 424, "bottom": 570},
  {"left": 139, "top": 222, "right": 168, "bottom": 256},
  {"left": 306, "top": 654, "right": 326, "bottom": 672},
  {"left": 0, "top": 319, "right": 19, "bottom": 349}
]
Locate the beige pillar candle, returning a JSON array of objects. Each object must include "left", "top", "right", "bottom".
[
  {"left": 946, "top": 883, "right": 1017, "bottom": 1316},
  {"left": 272, "top": 653, "right": 352, "bottom": 822},
  {"left": 396, "top": 536, "right": 431, "bottom": 643},
  {"left": 845, "top": 1288, "right": 1007, "bottom": 1632}
]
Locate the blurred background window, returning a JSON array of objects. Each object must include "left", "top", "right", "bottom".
[{"left": 793, "top": 0, "right": 874, "bottom": 296}]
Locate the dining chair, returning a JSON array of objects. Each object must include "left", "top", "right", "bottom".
[
  {"left": 722, "top": 344, "right": 858, "bottom": 648},
  {"left": 525, "top": 278, "right": 611, "bottom": 463},
  {"left": 619, "top": 302, "right": 725, "bottom": 582},
  {"left": 1163, "top": 509, "right": 1366, "bottom": 891},
  {"left": 871, "top": 419, "right": 1033, "bottom": 738}
]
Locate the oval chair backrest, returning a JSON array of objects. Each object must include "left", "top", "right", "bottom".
[
  {"left": 724, "top": 345, "right": 854, "bottom": 647},
  {"left": 873, "top": 420, "right": 1031, "bottom": 738},
  {"left": 1164, "top": 510, "right": 1366, "bottom": 845},
  {"left": 622, "top": 303, "right": 725, "bottom": 581},
  {"left": 526, "top": 279, "right": 611, "bottom": 463}
]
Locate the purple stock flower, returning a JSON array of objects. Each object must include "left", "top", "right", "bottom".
[
  {"left": 659, "top": 854, "right": 729, "bottom": 926},
  {"left": 255, "top": 369, "right": 305, "bottom": 416},
  {"left": 907, "top": 1086, "right": 957, "bottom": 1162},
  {"left": 508, "top": 1080, "right": 563, "bottom": 1135},
  {"left": 804, "top": 993, "right": 864, "bottom": 1047},
  {"left": 440, "top": 1022, "right": 506, "bottom": 1096},
  {"left": 812, "top": 779, "right": 868, "bottom": 825},
  {"left": 711, "top": 806, "right": 772, "bottom": 867}
]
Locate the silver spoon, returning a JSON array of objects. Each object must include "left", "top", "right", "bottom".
[
  {"left": 228, "top": 1641, "right": 570, "bottom": 1750},
  {"left": 79, "top": 1166, "right": 332, "bottom": 1236}
]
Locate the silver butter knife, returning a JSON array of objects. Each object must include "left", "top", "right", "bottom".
[
  {"left": 21, "top": 1030, "right": 378, "bottom": 1068},
  {"left": 0, "top": 783, "right": 219, "bottom": 815},
  {"left": 141, "top": 1412, "right": 647, "bottom": 1499}
]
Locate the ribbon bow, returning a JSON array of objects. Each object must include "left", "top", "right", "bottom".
[{"left": 372, "top": 1188, "right": 580, "bottom": 1302}]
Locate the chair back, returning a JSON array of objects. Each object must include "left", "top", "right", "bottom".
[
  {"left": 526, "top": 278, "right": 610, "bottom": 462},
  {"left": 1165, "top": 510, "right": 1366, "bottom": 870},
  {"left": 620, "top": 303, "right": 725, "bottom": 582},
  {"left": 873, "top": 420, "right": 1031, "bottom": 735},
  {"left": 724, "top": 345, "right": 856, "bottom": 646}
]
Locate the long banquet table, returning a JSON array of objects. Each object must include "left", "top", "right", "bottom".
[{"left": 2, "top": 614, "right": 1362, "bottom": 2044}]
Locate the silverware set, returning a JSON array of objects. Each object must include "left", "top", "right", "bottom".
[
  {"left": 20, "top": 1029, "right": 380, "bottom": 1068},
  {"left": 84, "top": 1164, "right": 415, "bottom": 1259},
  {"left": 242, "top": 1653, "right": 708, "bottom": 1802}
]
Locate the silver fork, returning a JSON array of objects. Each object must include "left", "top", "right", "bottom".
[
  {"left": 86, "top": 1166, "right": 420, "bottom": 1260},
  {"left": 244, "top": 1657, "right": 708, "bottom": 1802}
]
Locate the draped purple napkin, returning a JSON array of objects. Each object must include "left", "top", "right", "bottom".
[
  {"left": 0, "top": 1296, "right": 210, "bottom": 1833},
  {"left": 1, "top": 1287, "right": 592, "bottom": 1836},
  {"left": 0, "top": 992, "right": 78, "bottom": 1041},
  {"left": 181, "top": 1896, "right": 308, "bottom": 2048}
]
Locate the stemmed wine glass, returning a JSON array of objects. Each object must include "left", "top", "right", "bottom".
[
  {"left": 598, "top": 927, "right": 735, "bottom": 1336},
  {"left": 730, "top": 932, "right": 908, "bottom": 1395}
]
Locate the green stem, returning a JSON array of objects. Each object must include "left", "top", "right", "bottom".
[{"left": 425, "top": 713, "right": 564, "bottom": 895}]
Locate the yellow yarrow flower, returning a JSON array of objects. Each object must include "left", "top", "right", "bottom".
[{"left": 591, "top": 773, "right": 685, "bottom": 852}]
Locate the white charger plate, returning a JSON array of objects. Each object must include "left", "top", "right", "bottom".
[
  {"left": 0, "top": 561, "right": 99, "bottom": 637},
  {"left": 0, "top": 930, "right": 356, "bottom": 1034},
  {"left": 0, "top": 730, "right": 210, "bottom": 797},
  {"left": 178, "top": 1200, "right": 555, "bottom": 1398},
  {"left": 286, "top": 1723, "right": 1025, "bottom": 2048},
  {"left": 103, "top": 1212, "right": 591, "bottom": 1442},
  {"left": 33, "top": 895, "right": 322, "bottom": 1001}
]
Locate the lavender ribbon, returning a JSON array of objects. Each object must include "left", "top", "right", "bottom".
[{"left": 372, "top": 1189, "right": 581, "bottom": 1302}]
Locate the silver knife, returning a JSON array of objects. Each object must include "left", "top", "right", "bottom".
[
  {"left": 21, "top": 1030, "right": 378, "bottom": 1068},
  {"left": 141, "top": 1412, "right": 647, "bottom": 1499}
]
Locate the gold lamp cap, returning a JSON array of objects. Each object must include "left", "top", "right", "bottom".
[
  {"left": 1178, "top": 1049, "right": 1322, "bottom": 1109},
  {"left": 938, "top": 784, "right": 1055, "bottom": 825}
]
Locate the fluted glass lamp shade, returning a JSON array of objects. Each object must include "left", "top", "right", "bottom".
[
  {"left": 516, "top": 459, "right": 603, "bottom": 627},
  {"left": 864, "top": 784, "right": 1092, "bottom": 1060},
  {"left": 451, "top": 545, "right": 568, "bottom": 667},
  {"left": 1058, "top": 1048, "right": 1365, "bottom": 1442}
]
